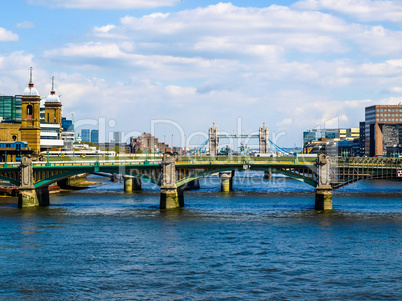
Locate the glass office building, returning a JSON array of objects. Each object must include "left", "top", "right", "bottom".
[{"left": 0, "top": 95, "right": 22, "bottom": 121}]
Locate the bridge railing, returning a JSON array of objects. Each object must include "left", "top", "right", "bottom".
[
  {"left": 176, "top": 157, "right": 316, "bottom": 165},
  {"left": 334, "top": 157, "right": 402, "bottom": 168},
  {"left": 30, "top": 159, "right": 162, "bottom": 168},
  {"left": 0, "top": 162, "right": 21, "bottom": 168}
]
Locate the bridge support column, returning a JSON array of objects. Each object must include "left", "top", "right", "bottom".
[
  {"left": 263, "top": 171, "right": 272, "bottom": 180},
  {"left": 315, "top": 185, "right": 333, "bottom": 210},
  {"left": 220, "top": 171, "right": 234, "bottom": 192},
  {"left": 18, "top": 155, "right": 40, "bottom": 208},
  {"left": 18, "top": 188, "right": 39, "bottom": 208},
  {"left": 160, "top": 152, "right": 183, "bottom": 209},
  {"left": 315, "top": 154, "right": 333, "bottom": 210},
  {"left": 36, "top": 187, "right": 50, "bottom": 206},
  {"left": 160, "top": 186, "right": 184, "bottom": 209},
  {"left": 123, "top": 176, "right": 141, "bottom": 193}
]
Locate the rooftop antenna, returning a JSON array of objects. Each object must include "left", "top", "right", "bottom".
[
  {"left": 28, "top": 67, "right": 34, "bottom": 87},
  {"left": 50, "top": 76, "right": 56, "bottom": 95}
]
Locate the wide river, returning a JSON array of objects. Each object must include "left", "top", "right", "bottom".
[{"left": 0, "top": 173, "right": 401, "bottom": 300}]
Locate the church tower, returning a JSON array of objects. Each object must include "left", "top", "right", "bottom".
[
  {"left": 44, "top": 76, "right": 62, "bottom": 124},
  {"left": 44, "top": 76, "right": 62, "bottom": 151},
  {"left": 20, "top": 67, "right": 41, "bottom": 155}
]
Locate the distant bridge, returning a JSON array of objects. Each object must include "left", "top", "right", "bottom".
[{"left": 0, "top": 154, "right": 400, "bottom": 210}]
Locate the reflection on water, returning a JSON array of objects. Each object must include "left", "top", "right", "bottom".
[{"left": 0, "top": 174, "right": 401, "bottom": 300}]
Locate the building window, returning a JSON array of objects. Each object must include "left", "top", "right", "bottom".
[
  {"left": 380, "top": 119, "right": 383, "bottom": 121},
  {"left": 27, "top": 105, "right": 33, "bottom": 118}
]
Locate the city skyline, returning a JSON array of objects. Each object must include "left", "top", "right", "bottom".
[{"left": 1, "top": 0, "right": 402, "bottom": 147}]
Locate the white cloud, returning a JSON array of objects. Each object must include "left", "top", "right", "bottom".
[
  {"left": 43, "top": 41, "right": 239, "bottom": 81},
  {"left": 44, "top": 42, "right": 126, "bottom": 59},
  {"left": 165, "top": 85, "right": 196, "bottom": 97},
  {"left": 105, "top": 3, "right": 350, "bottom": 56},
  {"left": 389, "top": 87, "right": 402, "bottom": 93},
  {"left": 354, "top": 25, "right": 402, "bottom": 55},
  {"left": 27, "top": 0, "right": 178, "bottom": 9},
  {"left": 0, "top": 27, "right": 18, "bottom": 41},
  {"left": 94, "top": 25, "right": 116, "bottom": 34},
  {"left": 295, "top": 0, "right": 402, "bottom": 22},
  {"left": 16, "top": 21, "right": 36, "bottom": 29},
  {"left": 0, "top": 52, "right": 50, "bottom": 96},
  {"left": 10, "top": 2, "right": 402, "bottom": 146}
]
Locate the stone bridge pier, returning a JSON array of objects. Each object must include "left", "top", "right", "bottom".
[
  {"left": 160, "top": 153, "right": 183, "bottom": 209},
  {"left": 123, "top": 175, "right": 142, "bottom": 193},
  {"left": 18, "top": 156, "right": 49, "bottom": 207},
  {"left": 219, "top": 171, "right": 234, "bottom": 192},
  {"left": 315, "top": 154, "right": 333, "bottom": 210}
]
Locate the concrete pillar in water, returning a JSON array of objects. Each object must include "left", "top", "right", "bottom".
[
  {"left": 160, "top": 152, "right": 183, "bottom": 209},
  {"left": 263, "top": 171, "right": 272, "bottom": 180},
  {"left": 36, "top": 187, "right": 50, "bottom": 206},
  {"left": 315, "top": 185, "right": 333, "bottom": 210},
  {"left": 315, "top": 154, "right": 333, "bottom": 210},
  {"left": 18, "top": 188, "right": 39, "bottom": 208},
  {"left": 123, "top": 176, "right": 133, "bottom": 193},
  {"left": 160, "top": 186, "right": 184, "bottom": 209},
  {"left": 220, "top": 171, "right": 234, "bottom": 192},
  {"left": 18, "top": 155, "right": 39, "bottom": 208},
  {"left": 123, "top": 176, "right": 142, "bottom": 193},
  {"left": 133, "top": 178, "right": 141, "bottom": 191}
]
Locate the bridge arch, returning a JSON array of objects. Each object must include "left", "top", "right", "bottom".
[
  {"left": 175, "top": 166, "right": 318, "bottom": 188},
  {"left": 34, "top": 170, "right": 89, "bottom": 188},
  {"left": 0, "top": 175, "right": 20, "bottom": 187}
]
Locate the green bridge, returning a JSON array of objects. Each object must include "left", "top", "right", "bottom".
[{"left": 0, "top": 154, "right": 400, "bottom": 210}]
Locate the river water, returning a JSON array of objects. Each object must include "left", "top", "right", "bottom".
[{"left": 0, "top": 174, "right": 401, "bottom": 300}]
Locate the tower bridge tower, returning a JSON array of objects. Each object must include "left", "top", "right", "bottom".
[
  {"left": 259, "top": 123, "right": 269, "bottom": 154},
  {"left": 208, "top": 122, "right": 219, "bottom": 156}
]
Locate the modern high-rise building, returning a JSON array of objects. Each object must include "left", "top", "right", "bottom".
[
  {"left": 364, "top": 105, "right": 402, "bottom": 156},
  {"left": 61, "top": 117, "right": 74, "bottom": 131},
  {"left": 303, "top": 128, "right": 359, "bottom": 147},
  {"left": 111, "top": 131, "right": 123, "bottom": 144},
  {"left": 91, "top": 130, "right": 99, "bottom": 144},
  {"left": 359, "top": 121, "right": 365, "bottom": 156},
  {"left": 81, "top": 129, "right": 90, "bottom": 142},
  {"left": 0, "top": 95, "right": 22, "bottom": 122}
]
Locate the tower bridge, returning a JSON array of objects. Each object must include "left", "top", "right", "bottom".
[
  {"left": 0, "top": 154, "right": 400, "bottom": 211},
  {"left": 208, "top": 122, "right": 270, "bottom": 156}
]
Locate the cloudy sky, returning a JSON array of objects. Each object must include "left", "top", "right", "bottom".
[{"left": 2, "top": 0, "right": 402, "bottom": 148}]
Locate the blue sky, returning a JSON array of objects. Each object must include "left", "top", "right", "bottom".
[{"left": 2, "top": 0, "right": 402, "bottom": 148}]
